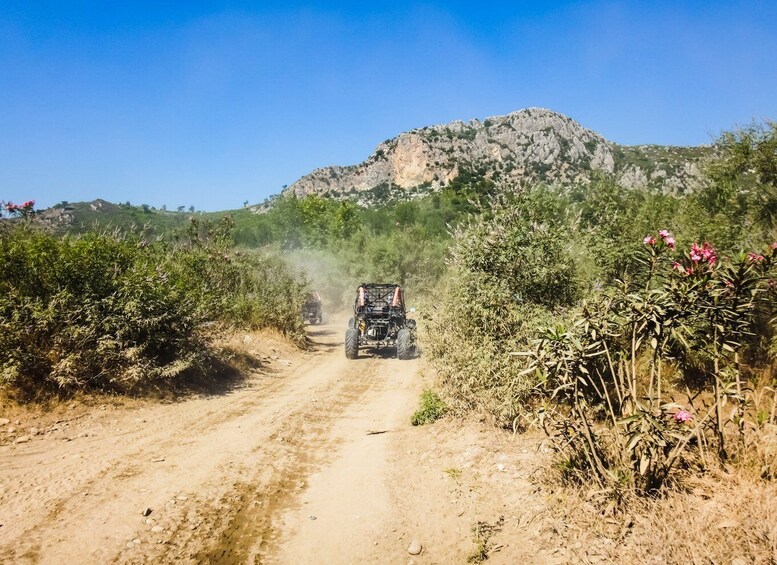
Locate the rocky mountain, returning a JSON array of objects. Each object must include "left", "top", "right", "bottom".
[{"left": 284, "top": 108, "right": 710, "bottom": 202}]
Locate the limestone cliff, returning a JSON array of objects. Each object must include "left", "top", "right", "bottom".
[{"left": 284, "top": 108, "right": 708, "bottom": 202}]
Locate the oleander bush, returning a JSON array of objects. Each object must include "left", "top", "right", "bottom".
[{"left": 528, "top": 235, "right": 777, "bottom": 495}]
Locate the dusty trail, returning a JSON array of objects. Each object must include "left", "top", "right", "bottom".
[{"left": 0, "top": 321, "right": 551, "bottom": 564}]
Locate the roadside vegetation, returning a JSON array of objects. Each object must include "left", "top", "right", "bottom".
[
  {"left": 421, "top": 120, "right": 777, "bottom": 560},
  {"left": 410, "top": 388, "right": 447, "bottom": 426},
  {"left": 0, "top": 209, "right": 306, "bottom": 399}
]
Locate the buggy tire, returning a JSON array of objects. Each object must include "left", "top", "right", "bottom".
[
  {"left": 345, "top": 328, "right": 359, "bottom": 359},
  {"left": 397, "top": 328, "right": 412, "bottom": 360},
  {"left": 348, "top": 317, "right": 355, "bottom": 329}
]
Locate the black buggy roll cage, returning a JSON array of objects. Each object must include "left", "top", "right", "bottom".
[{"left": 354, "top": 283, "right": 405, "bottom": 318}]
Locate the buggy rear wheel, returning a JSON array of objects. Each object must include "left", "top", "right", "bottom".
[
  {"left": 397, "top": 328, "right": 412, "bottom": 360},
  {"left": 345, "top": 328, "right": 359, "bottom": 359}
]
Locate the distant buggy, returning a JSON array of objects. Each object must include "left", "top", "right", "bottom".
[
  {"left": 344, "top": 283, "right": 416, "bottom": 359},
  {"left": 302, "top": 291, "right": 324, "bottom": 324}
]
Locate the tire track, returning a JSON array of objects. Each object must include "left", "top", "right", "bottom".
[
  {"left": 192, "top": 361, "right": 379, "bottom": 564},
  {"left": 0, "top": 324, "right": 362, "bottom": 564}
]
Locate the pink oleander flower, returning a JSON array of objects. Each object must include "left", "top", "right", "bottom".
[
  {"left": 690, "top": 243, "right": 702, "bottom": 262},
  {"left": 644, "top": 235, "right": 656, "bottom": 246},
  {"left": 658, "top": 229, "right": 670, "bottom": 238},
  {"left": 3, "top": 202, "right": 16, "bottom": 212},
  {"left": 691, "top": 242, "right": 717, "bottom": 265},
  {"left": 672, "top": 261, "right": 681, "bottom": 271},
  {"left": 664, "top": 236, "right": 676, "bottom": 249},
  {"left": 772, "top": 242, "right": 777, "bottom": 250},
  {"left": 674, "top": 410, "right": 693, "bottom": 423},
  {"left": 21, "top": 200, "right": 35, "bottom": 209},
  {"left": 701, "top": 242, "right": 716, "bottom": 264},
  {"left": 748, "top": 252, "right": 765, "bottom": 263}
]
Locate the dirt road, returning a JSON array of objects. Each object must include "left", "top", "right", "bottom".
[{"left": 0, "top": 321, "right": 553, "bottom": 564}]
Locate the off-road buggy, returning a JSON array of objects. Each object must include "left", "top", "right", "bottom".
[
  {"left": 344, "top": 283, "right": 416, "bottom": 360},
  {"left": 302, "top": 291, "right": 323, "bottom": 324}
]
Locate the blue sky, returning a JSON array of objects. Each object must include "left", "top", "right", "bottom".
[{"left": 1, "top": 1, "right": 776, "bottom": 211}]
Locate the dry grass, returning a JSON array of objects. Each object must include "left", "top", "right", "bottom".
[{"left": 543, "top": 471, "right": 777, "bottom": 564}]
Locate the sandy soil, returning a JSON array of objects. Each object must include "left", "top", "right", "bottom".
[{"left": 0, "top": 320, "right": 558, "bottom": 564}]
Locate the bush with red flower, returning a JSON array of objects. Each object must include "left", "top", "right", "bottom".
[
  {"left": 1, "top": 200, "right": 36, "bottom": 220},
  {"left": 526, "top": 231, "right": 777, "bottom": 494}
]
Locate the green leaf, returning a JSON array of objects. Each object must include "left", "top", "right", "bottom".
[{"left": 626, "top": 432, "right": 643, "bottom": 451}]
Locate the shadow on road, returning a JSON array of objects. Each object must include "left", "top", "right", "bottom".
[
  {"left": 306, "top": 323, "right": 422, "bottom": 360},
  {"left": 305, "top": 325, "right": 342, "bottom": 352}
]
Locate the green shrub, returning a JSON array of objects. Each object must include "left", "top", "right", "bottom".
[
  {"left": 0, "top": 228, "right": 197, "bottom": 394},
  {"left": 424, "top": 188, "right": 579, "bottom": 422},
  {"left": 0, "top": 220, "right": 306, "bottom": 397},
  {"left": 411, "top": 388, "right": 447, "bottom": 426}
]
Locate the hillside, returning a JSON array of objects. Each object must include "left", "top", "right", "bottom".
[
  {"left": 285, "top": 108, "right": 710, "bottom": 202},
  {"left": 36, "top": 199, "right": 234, "bottom": 235}
]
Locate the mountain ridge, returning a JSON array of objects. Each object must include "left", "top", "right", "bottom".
[{"left": 284, "top": 107, "right": 709, "bottom": 203}]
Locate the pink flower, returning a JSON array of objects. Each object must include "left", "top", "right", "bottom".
[
  {"left": 3, "top": 202, "right": 16, "bottom": 212},
  {"left": 691, "top": 242, "right": 717, "bottom": 265},
  {"left": 654, "top": 230, "right": 676, "bottom": 249},
  {"left": 725, "top": 280, "right": 734, "bottom": 288},
  {"left": 748, "top": 252, "right": 765, "bottom": 263},
  {"left": 690, "top": 243, "right": 702, "bottom": 262},
  {"left": 21, "top": 200, "right": 35, "bottom": 209},
  {"left": 674, "top": 410, "right": 693, "bottom": 423},
  {"left": 701, "top": 243, "right": 716, "bottom": 264},
  {"left": 772, "top": 242, "right": 777, "bottom": 250},
  {"left": 643, "top": 235, "right": 656, "bottom": 246}
]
